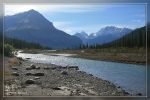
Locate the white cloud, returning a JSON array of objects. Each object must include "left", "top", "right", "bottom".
[
  {"left": 53, "top": 21, "right": 72, "bottom": 28},
  {"left": 64, "top": 29, "right": 73, "bottom": 33},
  {"left": 5, "top": 4, "right": 110, "bottom": 16},
  {"left": 132, "top": 19, "right": 142, "bottom": 23}
]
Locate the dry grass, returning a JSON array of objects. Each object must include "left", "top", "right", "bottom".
[
  {"left": 47, "top": 48, "right": 146, "bottom": 64},
  {"left": 8, "top": 57, "right": 19, "bottom": 67},
  {"left": 4, "top": 71, "right": 11, "bottom": 77}
]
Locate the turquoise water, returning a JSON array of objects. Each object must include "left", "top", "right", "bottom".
[{"left": 17, "top": 52, "right": 146, "bottom": 95}]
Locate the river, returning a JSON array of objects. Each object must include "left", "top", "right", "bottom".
[{"left": 17, "top": 52, "right": 146, "bottom": 96}]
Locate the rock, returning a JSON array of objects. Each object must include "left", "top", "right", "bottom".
[
  {"left": 30, "top": 64, "right": 36, "bottom": 69},
  {"left": 26, "top": 64, "right": 40, "bottom": 70},
  {"left": 79, "top": 92, "right": 87, "bottom": 96},
  {"left": 34, "top": 77, "right": 40, "bottom": 80},
  {"left": 67, "top": 66, "right": 79, "bottom": 70},
  {"left": 11, "top": 67, "right": 18, "bottom": 70},
  {"left": 26, "top": 73, "right": 33, "bottom": 76},
  {"left": 25, "top": 79, "right": 35, "bottom": 84},
  {"left": 35, "top": 66, "right": 40, "bottom": 69},
  {"left": 44, "top": 67, "right": 50, "bottom": 69},
  {"left": 26, "top": 58, "right": 31, "bottom": 59},
  {"left": 17, "top": 57, "right": 23, "bottom": 61},
  {"left": 19, "top": 61, "right": 22, "bottom": 65},
  {"left": 136, "top": 93, "right": 142, "bottom": 96},
  {"left": 61, "top": 71, "right": 68, "bottom": 75},
  {"left": 51, "top": 87, "right": 61, "bottom": 90},
  {"left": 34, "top": 73, "right": 44, "bottom": 76},
  {"left": 51, "top": 67, "right": 56, "bottom": 70},
  {"left": 26, "top": 67, "right": 32, "bottom": 70},
  {"left": 11, "top": 72, "right": 19, "bottom": 76}
]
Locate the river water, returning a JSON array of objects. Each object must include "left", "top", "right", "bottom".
[{"left": 17, "top": 52, "right": 146, "bottom": 96}]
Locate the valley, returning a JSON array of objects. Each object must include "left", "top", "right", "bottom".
[{"left": 1, "top": 6, "right": 147, "bottom": 97}]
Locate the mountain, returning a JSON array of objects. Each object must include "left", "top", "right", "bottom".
[
  {"left": 92, "top": 26, "right": 131, "bottom": 37},
  {"left": 75, "top": 26, "right": 132, "bottom": 45},
  {"left": 4, "top": 9, "right": 82, "bottom": 49},
  {"left": 88, "top": 26, "right": 132, "bottom": 45},
  {"left": 103, "top": 26, "right": 147, "bottom": 47},
  {"left": 74, "top": 31, "right": 88, "bottom": 44}
]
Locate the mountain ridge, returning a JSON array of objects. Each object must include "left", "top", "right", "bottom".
[
  {"left": 74, "top": 26, "right": 132, "bottom": 45},
  {"left": 4, "top": 9, "right": 82, "bottom": 49}
]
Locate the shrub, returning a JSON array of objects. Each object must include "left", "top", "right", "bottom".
[{"left": 4, "top": 44, "right": 14, "bottom": 57}]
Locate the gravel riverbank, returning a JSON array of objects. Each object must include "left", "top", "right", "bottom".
[{"left": 4, "top": 57, "right": 130, "bottom": 96}]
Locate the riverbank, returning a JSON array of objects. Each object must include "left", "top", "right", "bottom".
[
  {"left": 56, "top": 48, "right": 146, "bottom": 65},
  {"left": 23, "top": 48, "right": 146, "bottom": 65},
  {"left": 4, "top": 56, "right": 130, "bottom": 96}
]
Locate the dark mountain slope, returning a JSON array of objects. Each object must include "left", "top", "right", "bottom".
[{"left": 5, "top": 9, "right": 82, "bottom": 49}]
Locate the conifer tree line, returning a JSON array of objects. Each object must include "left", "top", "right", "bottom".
[
  {"left": 4, "top": 36, "right": 49, "bottom": 50},
  {"left": 0, "top": 33, "right": 50, "bottom": 55}
]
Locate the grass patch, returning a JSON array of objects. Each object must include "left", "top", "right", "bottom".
[
  {"left": 8, "top": 57, "right": 19, "bottom": 66},
  {"left": 4, "top": 71, "right": 11, "bottom": 77}
]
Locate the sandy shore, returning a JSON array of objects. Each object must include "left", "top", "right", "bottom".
[{"left": 4, "top": 57, "right": 130, "bottom": 96}]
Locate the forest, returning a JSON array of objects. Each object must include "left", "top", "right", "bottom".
[{"left": 0, "top": 33, "right": 49, "bottom": 56}]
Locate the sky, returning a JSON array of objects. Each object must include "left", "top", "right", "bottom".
[{"left": 5, "top": 4, "right": 146, "bottom": 35}]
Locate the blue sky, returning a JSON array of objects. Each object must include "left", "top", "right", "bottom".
[{"left": 5, "top": 4, "right": 146, "bottom": 35}]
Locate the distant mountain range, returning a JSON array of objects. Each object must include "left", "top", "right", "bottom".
[
  {"left": 74, "top": 26, "right": 132, "bottom": 45},
  {"left": 104, "top": 25, "right": 147, "bottom": 47},
  {"left": 4, "top": 9, "right": 136, "bottom": 49},
  {"left": 4, "top": 9, "right": 82, "bottom": 49},
  {"left": 74, "top": 31, "right": 88, "bottom": 44}
]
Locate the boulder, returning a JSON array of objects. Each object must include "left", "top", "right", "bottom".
[
  {"left": 61, "top": 71, "right": 68, "bottom": 75},
  {"left": 26, "top": 73, "right": 33, "bottom": 76},
  {"left": 30, "top": 64, "right": 36, "bottom": 69},
  {"left": 26, "top": 64, "right": 40, "bottom": 70},
  {"left": 34, "top": 72, "right": 44, "bottom": 76},
  {"left": 44, "top": 67, "right": 50, "bottom": 69},
  {"left": 35, "top": 66, "right": 40, "bottom": 69},
  {"left": 17, "top": 57, "right": 23, "bottom": 61},
  {"left": 26, "top": 67, "right": 32, "bottom": 70},
  {"left": 11, "top": 67, "right": 18, "bottom": 70},
  {"left": 66, "top": 66, "right": 79, "bottom": 70},
  {"left": 26, "top": 58, "right": 31, "bottom": 59},
  {"left": 19, "top": 61, "right": 22, "bottom": 65},
  {"left": 25, "top": 79, "right": 35, "bottom": 84},
  {"left": 11, "top": 72, "right": 19, "bottom": 76},
  {"left": 34, "top": 77, "right": 40, "bottom": 79},
  {"left": 51, "top": 87, "right": 61, "bottom": 90}
]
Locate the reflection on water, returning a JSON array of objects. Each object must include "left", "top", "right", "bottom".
[{"left": 17, "top": 52, "right": 146, "bottom": 96}]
